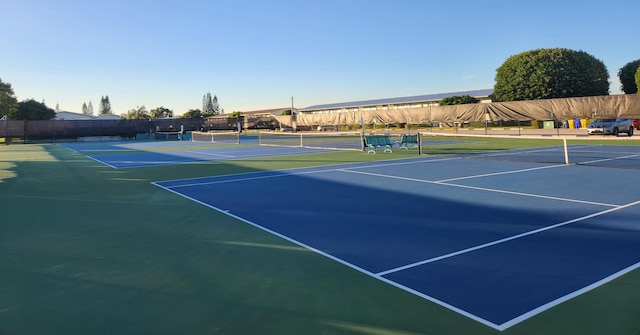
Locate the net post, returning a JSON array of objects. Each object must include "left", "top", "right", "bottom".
[
  {"left": 418, "top": 132, "right": 423, "bottom": 155},
  {"left": 563, "top": 138, "right": 569, "bottom": 164}
]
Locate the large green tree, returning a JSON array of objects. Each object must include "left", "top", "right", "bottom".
[
  {"left": 202, "top": 93, "right": 222, "bottom": 117},
  {"left": 181, "top": 109, "right": 203, "bottom": 118},
  {"left": 0, "top": 78, "right": 19, "bottom": 119},
  {"left": 150, "top": 106, "right": 173, "bottom": 119},
  {"left": 438, "top": 95, "right": 479, "bottom": 106},
  {"left": 12, "top": 99, "right": 56, "bottom": 120},
  {"left": 122, "top": 106, "right": 150, "bottom": 120},
  {"left": 99, "top": 96, "right": 113, "bottom": 115},
  {"left": 493, "top": 48, "right": 609, "bottom": 102},
  {"left": 618, "top": 59, "right": 640, "bottom": 94}
]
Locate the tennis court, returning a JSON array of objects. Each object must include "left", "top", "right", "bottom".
[
  {"left": 2, "top": 136, "right": 639, "bottom": 334},
  {"left": 154, "top": 148, "right": 640, "bottom": 330},
  {"left": 59, "top": 139, "right": 335, "bottom": 168}
]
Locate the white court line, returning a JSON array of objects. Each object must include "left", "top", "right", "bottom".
[
  {"left": 159, "top": 156, "right": 441, "bottom": 188},
  {"left": 165, "top": 168, "right": 337, "bottom": 188},
  {"left": 164, "top": 154, "right": 617, "bottom": 207},
  {"left": 85, "top": 155, "right": 119, "bottom": 169},
  {"left": 469, "top": 145, "right": 560, "bottom": 158},
  {"left": 338, "top": 169, "right": 618, "bottom": 207},
  {"left": 376, "top": 199, "right": 640, "bottom": 277},
  {"left": 579, "top": 153, "right": 640, "bottom": 165},
  {"left": 436, "top": 164, "right": 566, "bottom": 183},
  {"left": 184, "top": 150, "right": 235, "bottom": 158},
  {"left": 497, "top": 260, "right": 640, "bottom": 330}
]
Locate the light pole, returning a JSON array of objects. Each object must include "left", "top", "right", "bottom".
[
  {"left": 484, "top": 111, "right": 491, "bottom": 135},
  {"left": 290, "top": 96, "right": 295, "bottom": 132}
]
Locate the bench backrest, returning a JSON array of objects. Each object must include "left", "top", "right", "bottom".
[
  {"left": 365, "top": 135, "right": 393, "bottom": 146},
  {"left": 364, "top": 136, "right": 377, "bottom": 146},
  {"left": 378, "top": 136, "right": 392, "bottom": 146},
  {"left": 401, "top": 134, "right": 418, "bottom": 144}
]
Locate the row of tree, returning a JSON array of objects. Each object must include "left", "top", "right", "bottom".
[
  {"left": 0, "top": 79, "right": 224, "bottom": 121},
  {"left": 120, "top": 106, "right": 174, "bottom": 120},
  {"left": 119, "top": 93, "right": 226, "bottom": 120},
  {"left": 1, "top": 48, "right": 639, "bottom": 119},
  {"left": 81, "top": 96, "right": 113, "bottom": 116}
]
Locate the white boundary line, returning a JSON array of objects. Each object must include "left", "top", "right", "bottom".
[
  {"left": 338, "top": 169, "right": 618, "bottom": 207},
  {"left": 434, "top": 164, "right": 566, "bottom": 183},
  {"left": 498, "top": 261, "right": 640, "bottom": 330},
  {"left": 579, "top": 153, "right": 640, "bottom": 165},
  {"left": 184, "top": 150, "right": 235, "bottom": 158},
  {"left": 377, "top": 200, "right": 640, "bottom": 276},
  {"left": 165, "top": 157, "right": 619, "bottom": 207},
  {"left": 158, "top": 156, "right": 438, "bottom": 186},
  {"left": 61, "top": 145, "right": 120, "bottom": 169}
]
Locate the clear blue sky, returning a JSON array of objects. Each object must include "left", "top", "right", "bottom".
[{"left": 2, "top": 0, "right": 639, "bottom": 116}]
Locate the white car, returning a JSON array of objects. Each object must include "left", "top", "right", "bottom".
[
  {"left": 586, "top": 118, "right": 634, "bottom": 136},
  {"left": 317, "top": 125, "right": 338, "bottom": 131}
]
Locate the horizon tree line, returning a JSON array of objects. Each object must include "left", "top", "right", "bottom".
[{"left": 2, "top": 50, "right": 640, "bottom": 120}]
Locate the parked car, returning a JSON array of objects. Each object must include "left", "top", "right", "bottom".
[
  {"left": 586, "top": 118, "right": 634, "bottom": 136},
  {"left": 317, "top": 125, "right": 338, "bottom": 131}
]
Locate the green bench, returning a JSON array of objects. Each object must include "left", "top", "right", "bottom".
[
  {"left": 364, "top": 135, "right": 393, "bottom": 154},
  {"left": 399, "top": 134, "right": 419, "bottom": 150}
]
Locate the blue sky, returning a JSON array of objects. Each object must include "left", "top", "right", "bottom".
[{"left": 2, "top": 0, "right": 639, "bottom": 115}]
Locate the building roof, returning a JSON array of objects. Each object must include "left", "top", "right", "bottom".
[
  {"left": 211, "top": 107, "right": 289, "bottom": 118},
  {"left": 54, "top": 111, "right": 95, "bottom": 120},
  {"left": 55, "top": 111, "right": 121, "bottom": 120},
  {"left": 299, "top": 89, "right": 493, "bottom": 112},
  {"left": 241, "top": 107, "right": 290, "bottom": 115}
]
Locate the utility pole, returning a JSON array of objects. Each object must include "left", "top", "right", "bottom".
[{"left": 290, "top": 96, "right": 295, "bottom": 132}]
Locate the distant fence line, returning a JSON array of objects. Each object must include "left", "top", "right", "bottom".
[
  {"left": 289, "top": 94, "right": 640, "bottom": 128},
  {"left": 0, "top": 118, "right": 205, "bottom": 142},
  {"left": 0, "top": 116, "right": 284, "bottom": 143},
  {"left": 3, "top": 95, "right": 639, "bottom": 143}
]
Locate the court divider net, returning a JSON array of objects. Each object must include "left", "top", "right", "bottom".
[
  {"left": 258, "top": 131, "right": 365, "bottom": 151},
  {"left": 418, "top": 131, "right": 640, "bottom": 170},
  {"left": 154, "top": 131, "right": 181, "bottom": 140},
  {"left": 191, "top": 131, "right": 241, "bottom": 144}
]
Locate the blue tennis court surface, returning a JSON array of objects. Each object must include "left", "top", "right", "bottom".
[
  {"left": 60, "top": 141, "right": 333, "bottom": 168},
  {"left": 59, "top": 140, "right": 218, "bottom": 152},
  {"left": 154, "top": 157, "right": 640, "bottom": 330}
]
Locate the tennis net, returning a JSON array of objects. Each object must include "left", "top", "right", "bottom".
[
  {"left": 258, "top": 131, "right": 364, "bottom": 151},
  {"left": 191, "top": 131, "right": 241, "bottom": 144},
  {"left": 154, "top": 131, "right": 181, "bottom": 140},
  {"left": 419, "top": 132, "right": 640, "bottom": 170}
]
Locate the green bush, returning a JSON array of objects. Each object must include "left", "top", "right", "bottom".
[{"left": 494, "top": 48, "right": 609, "bottom": 101}]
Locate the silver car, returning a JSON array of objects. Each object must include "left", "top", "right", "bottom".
[{"left": 586, "top": 118, "right": 634, "bottom": 136}]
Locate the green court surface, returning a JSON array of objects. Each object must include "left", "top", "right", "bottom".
[{"left": 1, "top": 142, "right": 639, "bottom": 335}]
